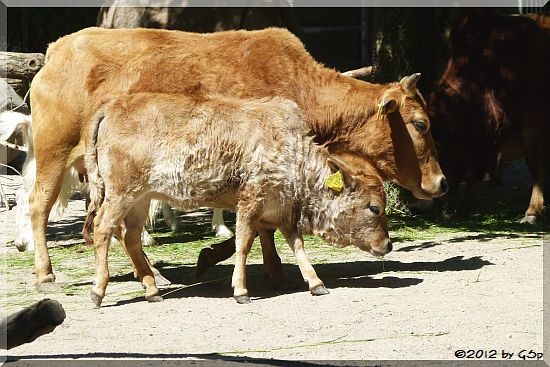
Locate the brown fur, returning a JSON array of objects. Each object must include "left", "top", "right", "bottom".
[{"left": 29, "top": 27, "right": 444, "bottom": 287}]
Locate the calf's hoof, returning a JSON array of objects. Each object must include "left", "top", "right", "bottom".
[
  {"left": 234, "top": 295, "right": 251, "bottom": 304},
  {"left": 145, "top": 294, "right": 163, "bottom": 303},
  {"left": 520, "top": 214, "right": 538, "bottom": 225},
  {"left": 310, "top": 285, "right": 330, "bottom": 296},
  {"left": 196, "top": 248, "right": 214, "bottom": 277},
  {"left": 90, "top": 290, "right": 103, "bottom": 308}
]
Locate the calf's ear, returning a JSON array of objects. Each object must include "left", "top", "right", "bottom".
[{"left": 326, "top": 158, "right": 357, "bottom": 191}]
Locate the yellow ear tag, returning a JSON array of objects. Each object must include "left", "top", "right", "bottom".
[
  {"left": 325, "top": 171, "right": 344, "bottom": 192},
  {"left": 376, "top": 102, "right": 386, "bottom": 121}
]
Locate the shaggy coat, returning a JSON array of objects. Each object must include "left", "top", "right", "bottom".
[
  {"left": 86, "top": 93, "right": 391, "bottom": 306},
  {"left": 28, "top": 27, "right": 443, "bottom": 287}
]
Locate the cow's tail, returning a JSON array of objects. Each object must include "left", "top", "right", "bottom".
[
  {"left": 146, "top": 199, "right": 161, "bottom": 230},
  {"left": 83, "top": 112, "right": 106, "bottom": 245}
]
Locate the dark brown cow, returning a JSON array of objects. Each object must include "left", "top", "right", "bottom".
[{"left": 429, "top": 10, "right": 548, "bottom": 223}]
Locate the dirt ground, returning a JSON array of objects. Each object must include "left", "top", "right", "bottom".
[{"left": 0, "top": 171, "right": 546, "bottom": 365}]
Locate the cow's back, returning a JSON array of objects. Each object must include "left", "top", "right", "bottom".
[{"left": 32, "top": 27, "right": 319, "bottom": 139}]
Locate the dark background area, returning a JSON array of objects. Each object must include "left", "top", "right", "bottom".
[{"left": 3, "top": 6, "right": 547, "bottom": 97}]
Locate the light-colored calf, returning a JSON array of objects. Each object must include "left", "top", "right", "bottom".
[
  {"left": 0, "top": 110, "right": 230, "bottom": 254},
  {"left": 86, "top": 93, "right": 392, "bottom": 307}
]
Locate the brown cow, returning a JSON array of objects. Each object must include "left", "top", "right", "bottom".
[
  {"left": 29, "top": 27, "right": 446, "bottom": 290},
  {"left": 429, "top": 10, "right": 548, "bottom": 223},
  {"left": 96, "top": 2, "right": 301, "bottom": 240},
  {"left": 86, "top": 93, "right": 391, "bottom": 307}
]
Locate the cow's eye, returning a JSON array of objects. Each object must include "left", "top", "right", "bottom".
[
  {"left": 369, "top": 205, "right": 380, "bottom": 215},
  {"left": 412, "top": 120, "right": 428, "bottom": 132}
]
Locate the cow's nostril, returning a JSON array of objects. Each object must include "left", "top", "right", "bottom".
[
  {"left": 386, "top": 240, "right": 393, "bottom": 253},
  {"left": 440, "top": 177, "right": 449, "bottom": 194}
]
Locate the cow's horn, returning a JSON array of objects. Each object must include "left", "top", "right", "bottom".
[
  {"left": 341, "top": 66, "right": 373, "bottom": 78},
  {"left": 400, "top": 73, "right": 421, "bottom": 92}
]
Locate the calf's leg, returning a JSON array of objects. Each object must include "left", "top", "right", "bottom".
[
  {"left": 231, "top": 213, "right": 258, "bottom": 304},
  {"left": 196, "top": 231, "right": 287, "bottom": 287},
  {"left": 279, "top": 226, "right": 328, "bottom": 296},
  {"left": 91, "top": 198, "right": 129, "bottom": 308},
  {"left": 122, "top": 199, "right": 162, "bottom": 303}
]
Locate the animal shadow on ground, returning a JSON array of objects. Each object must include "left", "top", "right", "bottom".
[
  {"left": 6, "top": 353, "right": 356, "bottom": 366},
  {"left": 104, "top": 255, "right": 492, "bottom": 307}
]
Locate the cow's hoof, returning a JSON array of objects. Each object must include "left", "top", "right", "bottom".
[
  {"left": 520, "top": 215, "right": 538, "bottom": 225},
  {"left": 90, "top": 291, "right": 103, "bottom": 308},
  {"left": 196, "top": 248, "right": 213, "bottom": 277},
  {"left": 36, "top": 274, "right": 58, "bottom": 293},
  {"left": 14, "top": 240, "right": 27, "bottom": 252},
  {"left": 36, "top": 282, "right": 61, "bottom": 293},
  {"left": 145, "top": 295, "right": 163, "bottom": 303},
  {"left": 215, "top": 225, "right": 234, "bottom": 238},
  {"left": 234, "top": 295, "right": 251, "bottom": 304},
  {"left": 310, "top": 285, "right": 330, "bottom": 296}
]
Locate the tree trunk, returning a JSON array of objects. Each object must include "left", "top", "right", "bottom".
[{"left": 0, "top": 51, "right": 45, "bottom": 80}]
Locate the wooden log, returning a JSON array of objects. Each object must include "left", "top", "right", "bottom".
[
  {"left": 0, "top": 299, "right": 66, "bottom": 349},
  {"left": 0, "top": 51, "right": 45, "bottom": 80}
]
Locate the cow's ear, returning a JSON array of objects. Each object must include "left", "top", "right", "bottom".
[
  {"left": 379, "top": 97, "right": 398, "bottom": 115},
  {"left": 326, "top": 158, "right": 357, "bottom": 192}
]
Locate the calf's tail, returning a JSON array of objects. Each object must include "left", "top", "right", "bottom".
[{"left": 83, "top": 112, "right": 106, "bottom": 245}]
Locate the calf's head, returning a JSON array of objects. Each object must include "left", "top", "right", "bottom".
[{"left": 310, "top": 154, "right": 392, "bottom": 257}]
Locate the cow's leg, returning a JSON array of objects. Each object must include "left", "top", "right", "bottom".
[
  {"left": 231, "top": 213, "right": 257, "bottom": 304},
  {"left": 122, "top": 199, "right": 162, "bottom": 303},
  {"left": 29, "top": 157, "right": 67, "bottom": 290},
  {"left": 521, "top": 124, "right": 545, "bottom": 224},
  {"left": 196, "top": 236, "right": 236, "bottom": 277},
  {"left": 212, "top": 208, "right": 233, "bottom": 237},
  {"left": 453, "top": 181, "right": 483, "bottom": 219},
  {"left": 279, "top": 226, "right": 328, "bottom": 296},
  {"left": 521, "top": 167, "right": 545, "bottom": 224},
  {"left": 258, "top": 230, "right": 287, "bottom": 289},
  {"left": 195, "top": 230, "right": 287, "bottom": 287}
]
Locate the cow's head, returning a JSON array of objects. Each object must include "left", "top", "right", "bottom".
[
  {"left": 310, "top": 154, "right": 392, "bottom": 257},
  {"left": 343, "top": 73, "right": 448, "bottom": 200}
]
